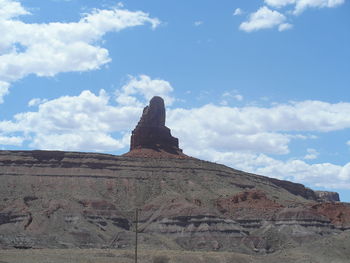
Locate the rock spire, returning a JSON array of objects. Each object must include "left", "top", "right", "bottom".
[{"left": 129, "top": 96, "right": 183, "bottom": 156}]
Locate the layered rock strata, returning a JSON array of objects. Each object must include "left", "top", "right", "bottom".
[{"left": 0, "top": 150, "right": 349, "bottom": 253}]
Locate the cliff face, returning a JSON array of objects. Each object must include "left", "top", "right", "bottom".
[
  {"left": 315, "top": 191, "right": 340, "bottom": 202},
  {"left": 0, "top": 150, "right": 349, "bottom": 253}
]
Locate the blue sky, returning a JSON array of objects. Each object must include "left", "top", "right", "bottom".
[{"left": 0, "top": 0, "right": 350, "bottom": 201}]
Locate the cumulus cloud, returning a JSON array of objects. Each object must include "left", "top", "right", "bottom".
[
  {"left": 239, "top": 0, "right": 344, "bottom": 32},
  {"left": 0, "top": 89, "right": 141, "bottom": 151},
  {"left": 30, "top": 132, "right": 128, "bottom": 152},
  {"left": 2, "top": 92, "right": 350, "bottom": 156},
  {"left": 339, "top": 163, "right": 350, "bottom": 181},
  {"left": 0, "top": 0, "right": 29, "bottom": 20},
  {"left": 294, "top": 0, "right": 345, "bottom": 15},
  {"left": 188, "top": 149, "right": 350, "bottom": 189},
  {"left": 0, "top": 134, "right": 24, "bottom": 146},
  {"left": 116, "top": 75, "right": 174, "bottom": 107},
  {"left": 0, "top": 0, "right": 160, "bottom": 103},
  {"left": 0, "top": 75, "right": 173, "bottom": 151},
  {"left": 170, "top": 101, "right": 350, "bottom": 139},
  {"left": 239, "top": 6, "right": 288, "bottom": 32},
  {"left": 264, "top": 0, "right": 345, "bottom": 15}
]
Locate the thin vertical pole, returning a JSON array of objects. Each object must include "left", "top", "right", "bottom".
[{"left": 135, "top": 208, "right": 139, "bottom": 263}]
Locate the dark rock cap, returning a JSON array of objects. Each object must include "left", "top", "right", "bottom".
[
  {"left": 315, "top": 191, "right": 340, "bottom": 202},
  {"left": 129, "top": 96, "right": 183, "bottom": 155}
]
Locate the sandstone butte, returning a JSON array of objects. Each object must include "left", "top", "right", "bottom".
[
  {"left": 0, "top": 96, "right": 350, "bottom": 261},
  {"left": 124, "top": 96, "right": 187, "bottom": 158}
]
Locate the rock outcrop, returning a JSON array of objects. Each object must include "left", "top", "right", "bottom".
[
  {"left": 128, "top": 96, "right": 183, "bottom": 156},
  {"left": 268, "top": 178, "right": 317, "bottom": 200},
  {"left": 315, "top": 191, "right": 340, "bottom": 202}
]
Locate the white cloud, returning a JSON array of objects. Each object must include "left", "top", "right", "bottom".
[
  {"left": 239, "top": 6, "right": 288, "bottom": 32},
  {"left": 240, "top": 0, "right": 344, "bottom": 32},
  {"left": 170, "top": 101, "right": 350, "bottom": 138},
  {"left": 233, "top": 8, "right": 243, "bottom": 16},
  {"left": 0, "top": 134, "right": 24, "bottom": 146},
  {"left": 0, "top": 81, "right": 10, "bottom": 104},
  {"left": 278, "top": 23, "right": 293, "bottom": 31},
  {"left": 3, "top": 94, "right": 350, "bottom": 155},
  {"left": 0, "top": 74, "right": 174, "bottom": 151},
  {"left": 339, "top": 162, "right": 350, "bottom": 180},
  {"left": 0, "top": 1, "right": 160, "bottom": 103},
  {"left": 0, "top": 89, "right": 142, "bottom": 151},
  {"left": 256, "top": 158, "right": 349, "bottom": 188},
  {"left": 166, "top": 100, "right": 350, "bottom": 189},
  {"left": 116, "top": 75, "right": 174, "bottom": 107},
  {"left": 293, "top": 0, "right": 345, "bottom": 14},
  {"left": 169, "top": 105, "right": 291, "bottom": 155},
  {"left": 28, "top": 98, "right": 48, "bottom": 107},
  {"left": 347, "top": 141, "right": 350, "bottom": 146},
  {"left": 30, "top": 132, "right": 127, "bottom": 152},
  {"left": 264, "top": 0, "right": 345, "bottom": 15},
  {"left": 0, "top": 0, "right": 29, "bottom": 20},
  {"left": 188, "top": 148, "right": 350, "bottom": 189},
  {"left": 304, "top": 148, "right": 319, "bottom": 160},
  {"left": 194, "top": 21, "right": 203, "bottom": 26}
]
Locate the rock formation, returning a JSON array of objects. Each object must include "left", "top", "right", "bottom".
[
  {"left": 0, "top": 150, "right": 349, "bottom": 254},
  {"left": 315, "top": 191, "right": 340, "bottom": 202},
  {"left": 126, "top": 96, "right": 185, "bottom": 158}
]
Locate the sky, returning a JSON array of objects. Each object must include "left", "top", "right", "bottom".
[{"left": 0, "top": 0, "right": 350, "bottom": 201}]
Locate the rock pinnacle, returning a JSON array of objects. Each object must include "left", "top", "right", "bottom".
[{"left": 128, "top": 96, "right": 184, "bottom": 157}]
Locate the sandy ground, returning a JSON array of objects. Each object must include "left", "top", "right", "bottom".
[{"left": 1, "top": 242, "right": 350, "bottom": 263}]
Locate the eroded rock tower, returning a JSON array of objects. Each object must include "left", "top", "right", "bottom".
[{"left": 127, "top": 96, "right": 184, "bottom": 157}]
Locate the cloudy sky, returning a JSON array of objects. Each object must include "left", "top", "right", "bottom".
[{"left": 0, "top": 0, "right": 350, "bottom": 201}]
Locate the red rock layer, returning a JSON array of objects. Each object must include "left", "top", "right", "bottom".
[
  {"left": 310, "top": 202, "right": 350, "bottom": 227},
  {"left": 216, "top": 190, "right": 283, "bottom": 210}
]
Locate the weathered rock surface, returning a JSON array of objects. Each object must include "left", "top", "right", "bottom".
[
  {"left": 315, "top": 190, "right": 340, "bottom": 202},
  {"left": 0, "top": 150, "right": 348, "bottom": 255},
  {"left": 127, "top": 96, "right": 184, "bottom": 157}
]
